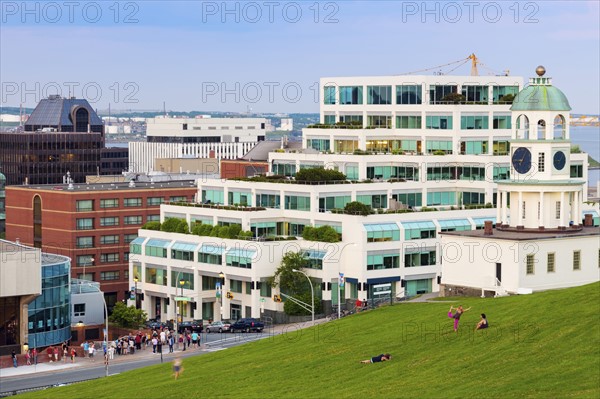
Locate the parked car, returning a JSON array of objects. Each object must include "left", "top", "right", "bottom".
[
  {"left": 178, "top": 319, "right": 203, "bottom": 333},
  {"left": 205, "top": 320, "right": 232, "bottom": 333},
  {"left": 230, "top": 318, "right": 264, "bottom": 333},
  {"left": 146, "top": 319, "right": 173, "bottom": 331}
]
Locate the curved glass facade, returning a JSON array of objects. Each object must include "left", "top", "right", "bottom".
[{"left": 27, "top": 254, "right": 71, "bottom": 348}]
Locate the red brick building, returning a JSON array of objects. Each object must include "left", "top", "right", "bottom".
[{"left": 5, "top": 181, "right": 197, "bottom": 311}]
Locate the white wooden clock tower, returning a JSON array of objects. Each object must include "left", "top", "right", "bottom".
[{"left": 496, "top": 66, "right": 584, "bottom": 231}]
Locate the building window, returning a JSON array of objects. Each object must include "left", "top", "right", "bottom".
[
  {"left": 526, "top": 254, "right": 535, "bottom": 275},
  {"left": 76, "top": 218, "right": 94, "bottom": 230},
  {"left": 339, "top": 86, "right": 363, "bottom": 105},
  {"left": 171, "top": 271, "right": 194, "bottom": 289},
  {"left": 547, "top": 253, "right": 555, "bottom": 273},
  {"left": 170, "top": 196, "right": 187, "bottom": 203},
  {"left": 74, "top": 304, "right": 86, "bottom": 317},
  {"left": 100, "top": 235, "right": 119, "bottom": 245},
  {"left": 367, "top": 86, "right": 392, "bottom": 105},
  {"left": 260, "top": 282, "right": 272, "bottom": 297},
  {"left": 284, "top": 195, "right": 311, "bottom": 211},
  {"left": 76, "top": 255, "right": 94, "bottom": 267},
  {"left": 101, "top": 271, "right": 120, "bottom": 281},
  {"left": 493, "top": 141, "right": 509, "bottom": 156},
  {"left": 100, "top": 217, "right": 119, "bottom": 227},
  {"left": 538, "top": 153, "right": 545, "bottom": 172},
  {"left": 147, "top": 214, "right": 160, "bottom": 222},
  {"left": 145, "top": 267, "right": 168, "bottom": 286},
  {"left": 76, "top": 236, "right": 94, "bottom": 248},
  {"left": 147, "top": 197, "right": 164, "bottom": 206},
  {"left": 405, "top": 250, "right": 437, "bottom": 267},
  {"left": 124, "top": 216, "right": 142, "bottom": 225},
  {"left": 365, "top": 223, "right": 400, "bottom": 242},
  {"left": 124, "top": 198, "right": 142, "bottom": 207},
  {"left": 573, "top": 250, "right": 581, "bottom": 270},
  {"left": 493, "top": 115, "right": 512, "bottom": 129},
  {"left": 396, "top": 115, "right": 422, "bottom": 129},
  {"left": 555, "top": 202, "right": 561, "bottom": 219},
  {"left": 367, "top": 253, "right": 400, "bottom": 270},
  {"left": 124, "top": 252, "right": 130, "bottom": 261},
  {"left": 124, "top": 234, "right": 137, "bottom": 243},
  {"left": 570, "top": 164, "right": 583, "bottom": 178},
  {"left": 202, "top": 276, "right": 220, "bottom": 291},
  {"left": 460, "top": 115, "right": 489, "bottom": 130},
  {"left": 522, "top": 201, "right": 526, "bottom": 219},
  {"left": 100, "top": 253, "right": 119, "bottom": 263},
  {"left": 100, "top": 198, "right": 119, "bottom": 208},
  {"left": 425, "top": 115, "right": 453, "bottom": 129},
  {"left": 76, "top": 200, "right": 94, "bottom": 212},
  {"left": 324, "top": 86, "right": 336, "bottom": 105},
  {"left": 367, "top": 115, "right": 392, "bottom": 128},
  {"left": 396, "top": 85, "right": 422, "bottom": 104},
  {"left": 230, "top": 279, "right": 243, "bottom": 293}
]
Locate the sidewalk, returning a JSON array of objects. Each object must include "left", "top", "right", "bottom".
[{"left": 0, "top": 319, "right": 329, "bottom": 378}]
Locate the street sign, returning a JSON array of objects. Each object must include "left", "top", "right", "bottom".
[
  {"left": 216, "top": 282, "right": 221, "bottom": 290},
  {"left": 260, "top": 298, "right": 265, "bottom": 302},
  {"left": 174, "top": 296, "right": 192, "bottom": 302},
  {"left": 372, "top": 283, "right": 391, "bottom": 296},
  {"left": 339, "top": 273, "right": 345, "bottom": 287}
]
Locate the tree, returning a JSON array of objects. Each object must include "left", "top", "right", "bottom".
[
  {"left": 498, "top": 93, "right": 515, "bottom": 104},
  {"left": 441, "top": 93, "right": 466, "bottom": 104},
  {"left": 142, "top": 221, "right": 161, "bottom": 230},
  {"left": 344, "top": 201, "right": 372, "bottom": 216},
  {"left": 302, "top": 225, "right": 340, "bottom": 242},
  {"left": 268, "top": 252, "right": 320, "bottom": 316},
  {"left": 161, "top": 218, "right": 184, "bottom": 233},
  {"left": 109, "top": 302, "right": 147, "bottom": 329}
]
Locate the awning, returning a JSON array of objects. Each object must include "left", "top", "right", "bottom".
[
  {"left": 145, "top": 238, "right": 171, "bottom": 248},
  {"left": 130, "top": 237, "right": 146, "bottom": 245},
  {"left": 171, "top": 242, "right": 198, "bottom": 252},
  {"left": 400, "top": 221, "right": 436, "bottom": 230},
  {"left": 226, "top": 248, "right": 257, "bottom": 258},
  {"left": 438, "top": 219, "right": 471, "bottom": 229},
  {"left": 366, "top": 276, "right": 401, "bottom": 284},
  {"left": 345, "top": 277, "right": 358, "bottom": 284},
  {"left": 403, "top": 273, "right": 437, "bottom": 281},
  {"left": 302, "top": 249, "right": 327, "bottom": 259},
  {"left": 364, "top": 223, "right": 400, "bottom": 232},
  {"left": 199, "top": 244, "right": 226, "bottom": 255},
  {"left": 472, "top": 217, "right": 496, "bottom": 226}
]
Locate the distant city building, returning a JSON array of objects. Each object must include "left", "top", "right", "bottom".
[
  {"left": 5, "top": 180, "right": 198, "bottom": 308},
  {"left": 279, "top": 118, "right": 293, "bottom": 131},
  {"left": 101, "top": 147, "right": 129, "bottom": 176},
  {"left": 128, "top": 116, "right": 267, "bottom": 173},
  {"left": 0, "top": 95, "right": 105, "bottom": 185}
]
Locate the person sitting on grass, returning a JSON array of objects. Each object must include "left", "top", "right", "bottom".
[
  {"left": 475, "top": 313, "right": 489, "bottom": 330},
  {"left": 360, "top": 353, "right": 391, "bottom": 364}
]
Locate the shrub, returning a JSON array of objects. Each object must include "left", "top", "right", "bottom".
[
  {"left": 161, "top": 218, "right": 188, "bottom": 233},
  {"left": 344, "top": 201, "right": 372, "bottom": 216},
  {"left": 441, "top": 93, "right": 466, "bottom": 104},
  {"left": 295, "top": 167, "right": 346, "bottom": 182},
  {"left": 302, "top": 225, "right": 340, "bottom": 243},
  {"left": 142, "top": 221, "right": 161, "bottom": 231}
]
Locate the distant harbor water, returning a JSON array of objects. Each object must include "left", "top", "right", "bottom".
[{"left": 105, "top": 126, "right": 600, "bottom": 186}]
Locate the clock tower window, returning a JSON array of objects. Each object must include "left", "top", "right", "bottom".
[{"left": 538, "top": 153, "right": 545, "bottom": 172}]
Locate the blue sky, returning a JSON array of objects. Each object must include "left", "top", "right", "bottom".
[{"left": 1, "top": 1, "right": 598, "bottom": 113}]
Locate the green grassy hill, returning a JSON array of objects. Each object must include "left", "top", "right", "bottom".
[{"left": 24, "top": 283, "right": 600, "bottom": 398}]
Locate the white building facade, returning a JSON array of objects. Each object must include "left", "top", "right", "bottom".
[
  {"left": 129, "top": 117, "right": 267, "bottom": 173},
  {"left": 129, "top": 71, "right": 597, "bottom": 322}
]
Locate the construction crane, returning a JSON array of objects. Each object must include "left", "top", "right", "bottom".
[{"left": 399, "top": 54, "right": 508, "bottom": 77}]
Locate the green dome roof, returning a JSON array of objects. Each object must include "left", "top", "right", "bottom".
[{"left": 511, "top": 84, "right": 571, "bottom": 112}]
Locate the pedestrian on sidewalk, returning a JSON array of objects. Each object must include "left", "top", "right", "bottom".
[
  {"left": 53, "top": 346, "right": 59, "bottom": 362},
  {"left": 168, "top": 334, "right": 174, "bottom": 353},
  {"left": 82, "top": 341, "right": 89, "bottom": 358},
  {"left": 47, "top": 346, "right": 54, "bottom": 362},
  {"left": 70, "top": 348, "right": 76, "bottom": 363},
  {"left": 25, "top": 349, "right": 31, "bottom": 365},
  {"left": 88, "top": 343, "right": 95, "bottom": 361},
  {"left": 152, "top": 336, "right": 158, "bottom": 353},
  {"left": 11, "top": 350, "right": 17, "bottom": 368},
  {"left": 32, "top": 348, "right": 37, "bottom": 365}
]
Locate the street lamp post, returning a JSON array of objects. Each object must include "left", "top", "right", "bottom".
[
  {"left": 292, "top": 269, "right": 314, "bottom": 325},
  {"left": 83, "top": 257, "right": 95, "bottom": 280},
  {"left": 218, "top": 271, "right": 225, "bottom": 321},
  {"left": 133, "top": 275, "right": 139, "bottom": 309}
]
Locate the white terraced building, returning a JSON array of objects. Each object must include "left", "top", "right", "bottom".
[
  {"left": 129, "top": 72, "right": 597, "bottom": 323},
  {"left": 129, "top": 117, "right": 267, "bottom": 173}
]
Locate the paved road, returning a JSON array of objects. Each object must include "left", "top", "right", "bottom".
[{"left": 0, "top": 321, "right": 328, "bottom": 396}]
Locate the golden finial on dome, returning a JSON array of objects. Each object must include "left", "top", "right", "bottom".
[{"left": 535, "top": 66, "right": 546, "bottom": 76}]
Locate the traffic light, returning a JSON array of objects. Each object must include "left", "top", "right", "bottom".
[
  {"left": 273, "top": 294, "right": 282, "bottom": 303},
  {"left": 226, "top": 292, "right": 233, "bottom": 299}
]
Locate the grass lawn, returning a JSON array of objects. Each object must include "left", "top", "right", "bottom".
[{"left": 23, "top": 283, "right": 600, "bottom": 398}]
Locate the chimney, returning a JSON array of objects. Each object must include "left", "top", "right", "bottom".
[
  {"left": 584, "top": 214, "right": 593, "bottom": 227},
  {"left": 209, "top": 150, "right": 216, "bottom": 158},
  {"left": 484, "top": 220, "right": 493, "bottom": 235}
]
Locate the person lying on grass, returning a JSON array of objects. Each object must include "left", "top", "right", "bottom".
[{"left": 360, "top": 354, "right": 391, "bottom": 364}]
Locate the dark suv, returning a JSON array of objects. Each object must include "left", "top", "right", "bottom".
[
  {"left": 230, "top": 318, "right": 264, "bottom": 333},
  {"left": 178, "top": 319, "right": 203, "bottom": 333}
]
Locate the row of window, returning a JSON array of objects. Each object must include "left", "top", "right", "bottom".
[
  {"left": 324, "top": 85, "right": 518, "bottom": 105},
  {"left": 76, "top": 234, "right": 139, "bottom": 248},
  {"left": 526, "top": 251, "right": 588, "bottom": 274},
  {"left": 76, "top": 215, "right": 158, "bottom": 230},
  {"left": 320, "top": 114, "right": 512, "bottom": 130},
  {"left": 75, "top": 196, "right": 188, "bottom": 211},
  {"left": 75, "top": 252, "right": 129, "bottom": 266}
]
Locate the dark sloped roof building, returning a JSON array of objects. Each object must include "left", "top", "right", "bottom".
[{"left": 0, "top": 95, "right": 105, "bottom": 185}]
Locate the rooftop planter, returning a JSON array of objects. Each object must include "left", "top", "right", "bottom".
[{"left": 165, "top": 201, "right": 267, "bottom": 211}]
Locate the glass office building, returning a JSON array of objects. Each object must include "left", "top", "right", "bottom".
[{"left": 27, "top": 253, "right": 71, "bottom": 348}]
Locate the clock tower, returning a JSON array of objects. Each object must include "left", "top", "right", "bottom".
[{"left": 496, "top": 66, "right": 584, "bottom": 231}]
